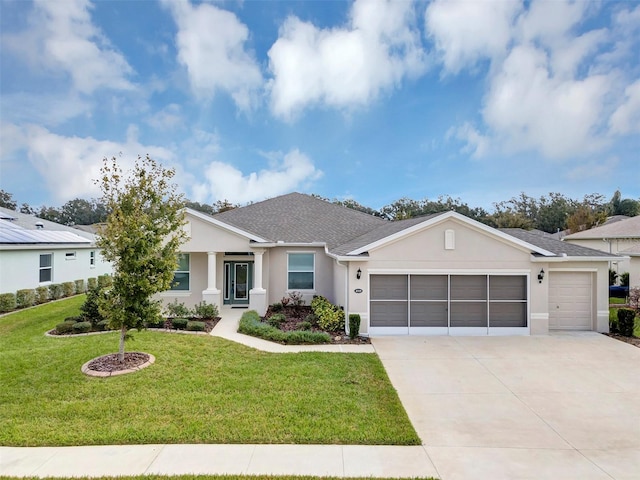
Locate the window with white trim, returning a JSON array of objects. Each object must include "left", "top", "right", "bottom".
[
  {"left": 65, "top": 252, "right": 76, "bottom": 260},
  {"left": 287, "top": 253, "right": 314, "bottom": 290},
  {"left": 170, "top": 253, "right": 190, "bottom": 291},
  {"left": 39, "top": 253, "right": 52, "bottom": 283},
  {"left": 90, "top": 250, "right": 95, "bottom": 267}
]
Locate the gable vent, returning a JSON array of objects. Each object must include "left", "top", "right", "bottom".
[{"left": 445, "top": 229, "right": 455, "bottom": 250}]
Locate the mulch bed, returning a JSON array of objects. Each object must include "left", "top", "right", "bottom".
[
  {"left": 85, "top": 352, "right": 150, "bottom": 372},
  {"left": 263, "top": 305, "right": 370, "bottom": 344}
]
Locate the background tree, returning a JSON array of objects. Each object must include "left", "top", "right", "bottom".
[
  {"left": 0, "top": 190, "right": 17, "bottom": 210},
  {"left": 96, "top": 155, "right": 187, "bottom": 362}
]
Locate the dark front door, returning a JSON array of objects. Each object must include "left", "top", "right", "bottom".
[{"left": 224, "top": 261, "right": 253, "bottom": 305}]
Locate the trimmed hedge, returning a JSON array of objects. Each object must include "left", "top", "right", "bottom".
[
  {"left": 238, "top": 310, "right": 330, "bottom": 345},
  {"left": 48, "top": 284, "right": 64, "bottom": 300},
  {"left": 348, "top": 313, "right": 361, "bottom": 339},
  {"left": 186, "top": 320, "right": 206, "bottom": 332},
  {"left": 72, "top": 321, "right": 92, "bottom": 334},
  {"left": 74, "top": 279, "right": 85, "bottom": 294},
  {"left": 62, "top": 282, "right": 75, "bottom": 297},
  {"left": 16, "top": 289, "right": 36, "bottom": 309},
  {"left": 87, "top": 277, "right": 98, "bottom": 290},
  {"left": 172, "top": 317, "right": 188, "bottom": 330},
  {"left": 35, "top": 286, "right": 49, "bottom": 304},
  {"left": 0, "top": 293, "right": 17, "bottom": 313}
]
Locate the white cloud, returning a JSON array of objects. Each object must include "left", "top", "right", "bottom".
[
  {"left": 425, "top": 0, "right": 522, "bottom": 74},
  {"left": 429, "top": 0, "right": 636, "bottom": 160},
  {"left": 0, "top": 93, "right": 93, "bottom": 127},
  {"left": 192, "top": 149, "right": 323, "bottom": 204},
  {"left": 268, "top": 0, "right": 426, "bottom": 119},
  {"left": 163, "top": 0, "right": 263, "bottom": 110},
  {"left": 6, "top": 124, "right": 173, "bottom": 202},
  {"left": 609, "top": 80, "right": 640, "bottom": 135},
  {"left": 147, "top": 104, "right": 183, "bottom": 131},
  {"left": 3, "top": 0, "right": 134, "bottom": 94},
  {"left": 566, "top": 156, "right": 618, "bottom": 181}
]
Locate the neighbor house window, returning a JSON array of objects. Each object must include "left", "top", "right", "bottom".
[
  {"left": 39, "top": 253, "right": 52, "bottom": 283},
  {"left": 90, "top": 251, "right": 95, "bottom": 267},
  {"left": 171, "top": 253, "right": 190, "bottom": 291},
  {"left": 288, "top": 253, "right": 314, "bottom": 290},
  {"left": 65, "top": 252, "right": 76, "bottom": 260}
]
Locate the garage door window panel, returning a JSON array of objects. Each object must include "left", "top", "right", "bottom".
[
  {"left": 451, "top": 275, "right": 487, "bottom": 300},
  {"left": 410, "top": 301, "right": 448, "bottom": 327},
  {"left": 371, "top": 302, "right": 408, "bottom": 327},
  {"left": 370, "top": 275, "right": 408, "bottom": 327},
  {"left": 489, "top": 276, "right": 527, "bottom": 327}
]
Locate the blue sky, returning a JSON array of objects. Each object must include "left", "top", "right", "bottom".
[{"left": 1, "top": 0, "right": 639, "bottom": 211}]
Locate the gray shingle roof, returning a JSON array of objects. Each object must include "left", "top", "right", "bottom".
[
  {"left": 331, "top": 213, "right": 445, "bottom": 255},
  {"left": 500, "top": 228, "right": 617, "bottom": 257},
  {"left": 563, "top": 215, "right": 640, "bottom": 240},
  {"left": 213, "top": 193, "right": 386, "bottom": 248}
]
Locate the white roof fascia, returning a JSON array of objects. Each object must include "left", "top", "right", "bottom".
[
  {"left": 530, "top": 255, "right": 624, "bottom": 263},
  {"left": 185, "top": 208, "right": 268, "bottom": 243},
  {"left": 348, "top": 211, "right": 556, "bottom": 257},
  {"left": 0, "top": 243, "right": 96, "bottom": 251}
]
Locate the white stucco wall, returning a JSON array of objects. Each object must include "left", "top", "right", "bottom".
[
  {"left": 565, "top": 237, "right": 637, "bottom": 285},
  {"left": 0, "top": 247, "right": 111, "bottom": 294}
]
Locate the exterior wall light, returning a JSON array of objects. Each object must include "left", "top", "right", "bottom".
[
  {"left": 356, "top": 268, "right": 362, "bottom": 280},
  {"left": 538, "top": 269, "right": 545, "bottom": 283}
]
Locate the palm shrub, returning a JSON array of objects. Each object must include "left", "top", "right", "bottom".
[
  {"left": 311, "top": 295, "right": 345, "bottom": 332},
  {"left": 16, "top": 289, "right": 36, "bottom": 309}
]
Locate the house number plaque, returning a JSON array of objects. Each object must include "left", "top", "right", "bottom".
[{"left": 354, "top": 288, "right": 363, "bottom": 293}]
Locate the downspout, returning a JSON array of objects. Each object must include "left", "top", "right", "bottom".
[{"left": 336, "top": 259, "right": 349, "bottom": 336}]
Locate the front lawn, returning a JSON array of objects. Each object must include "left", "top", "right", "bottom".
[{"left": 0, "top": 297, "right": 419, "bottom": 447}]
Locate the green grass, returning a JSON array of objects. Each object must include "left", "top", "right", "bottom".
[
  {"left": 0, "top": 297, "right": 419, "bottom": 447},
  {"left": 609, "top": 297, "right": 628, "bottom": 305}
]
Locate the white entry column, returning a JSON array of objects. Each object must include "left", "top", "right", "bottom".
[
  {"left": 202, "top": 251, "right": 221, "bottom": 307},
  {"left": 249, "top": 248, "right": 267, "bottom": 315}
]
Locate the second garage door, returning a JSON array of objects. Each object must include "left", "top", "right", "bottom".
[
  {"left": 370, "top": 274, "right": 528, "bottom": 335},
  {"left": 548, "top": 271, "right": 593, "bottom": 330}
]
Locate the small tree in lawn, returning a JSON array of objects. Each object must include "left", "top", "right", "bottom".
[{"left": 96, "top": 155, "right": 187, "bottom": 362}]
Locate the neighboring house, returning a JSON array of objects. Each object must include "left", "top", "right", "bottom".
[
  {"left": 0, "top": 207, "right": 112, "bottom": 294},
  {"left": 563, "top": 215, "right": 640, "bottom": 287},
  {"left": 160, "top": 193, "right": 618, "bottom": 336}
]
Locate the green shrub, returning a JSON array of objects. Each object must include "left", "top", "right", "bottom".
[
  {"left": 62, "top": 282, "right": 75, "bottom": 297},
  {"left": 186, "top": 320, "right": 206, "bottom": 332},
  {"left": 74, "top": 279, "right": 85, "bottom": 294},
  {"left": 311, "top": 295, "right": 345, "bottom": 332},
  {"left": 72, "top": 321, "right": 92, "bottom": 334},
  {"left": 55, "top": 322, "right": 74, "bottom": 334},
  {"left": 145, "top": 318, "right": 165, "bottom": 329},
  {"left": 620, "top": 272, "right": 630, "bottom": 287},
  {"left": 172, "top": 317, "right": 188, "bottom": 330},
  {"left": 192, "top": 301, "right": 219, "bottom": 319},
  {"left": 305, "top": 313, "right": 319, "bottom": 326},
  {"left": 97, "top": 274, "right": 112, "bottom": 289},
  {"left": 296, "top": 321, "right": 312, "bottom": 331},
  {"left": 16, "top": 289, "right": 36, "bottom": 309},
  {"left": 35, "top": 286, "right": 49, "bottom": 304},
  {"left": 87, "top": 277, "right": 98, "bottom": 290},
  {"left": 267, "top": 313, "right": 286, "bottom": 328},
  {"left": 96, "top": 319, "right": 111, "bottom": 331},
  {"left": 609, "top": 309, "right": 619, "bottom": 334},
  {"left": 238, "top": 310, "right": 330, "bottom": 344},
  {"left": 165, "top": 299, "right": 190, "bottom": 318},
  {"left": 270, "top": 302, "right": 283, "bottom": 312},
  {"left": 0, "top": 293, "right": 17, "bottom": 313},
  {"left": 617, "top": 308, "right": 636, "bottom": 337},
  {"left": 64, "top": 316, "right": 83, "bottom": 323},
  {"left": 348, "top": 313, "right": 361, "bottom": 339},
  {"left": 48, "top": 284, "right": 64, "bottom": 300},
  {"left": 80, "top": 286, "right": 106, "bottom": 326}
]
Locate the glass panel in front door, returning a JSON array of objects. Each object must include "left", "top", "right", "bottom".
[{"left": 235, "top": 263, "right": 248, "bottom": 300}]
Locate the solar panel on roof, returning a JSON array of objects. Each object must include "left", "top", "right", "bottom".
[{"left": 0, "top": 224, "right": 91, "bottom": 244}]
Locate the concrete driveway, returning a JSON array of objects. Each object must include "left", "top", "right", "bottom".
[{"left": 372, "top": 332, "right": 640, "bottom": 480}]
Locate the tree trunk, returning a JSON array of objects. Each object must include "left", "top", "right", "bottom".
[{"left": 118, "top": 326, "right": 126, "bottom": 362}]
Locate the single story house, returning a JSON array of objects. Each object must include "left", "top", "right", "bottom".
[
  {"left": 563, "top": 215, "right": 640, "bottom": 287},
  {"left": 160, "top": 193, "right": 619, "bottom": 336},
  {"left": 0, "top": 207, "right": 112, "bottom": 294}
]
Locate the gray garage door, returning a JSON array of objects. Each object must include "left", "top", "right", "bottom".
[{"left": 370, "top": 274, "right": 528, "bottom": 335}]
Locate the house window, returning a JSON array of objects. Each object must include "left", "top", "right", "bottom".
[
  {"left": 90, "top": 251, "right": 95, "bottom": 267},
  {"left": 39, "top": 253, "right": 52, "bottom": 283},
  {"left": 65, "top": 252, "right": 76, "bottom": 260},
  {"left": 171, "top": 253, "right": 190, "bottom": 291},
  {"left": 288, "top": 253, "right": 314, "bottom": 290}
]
